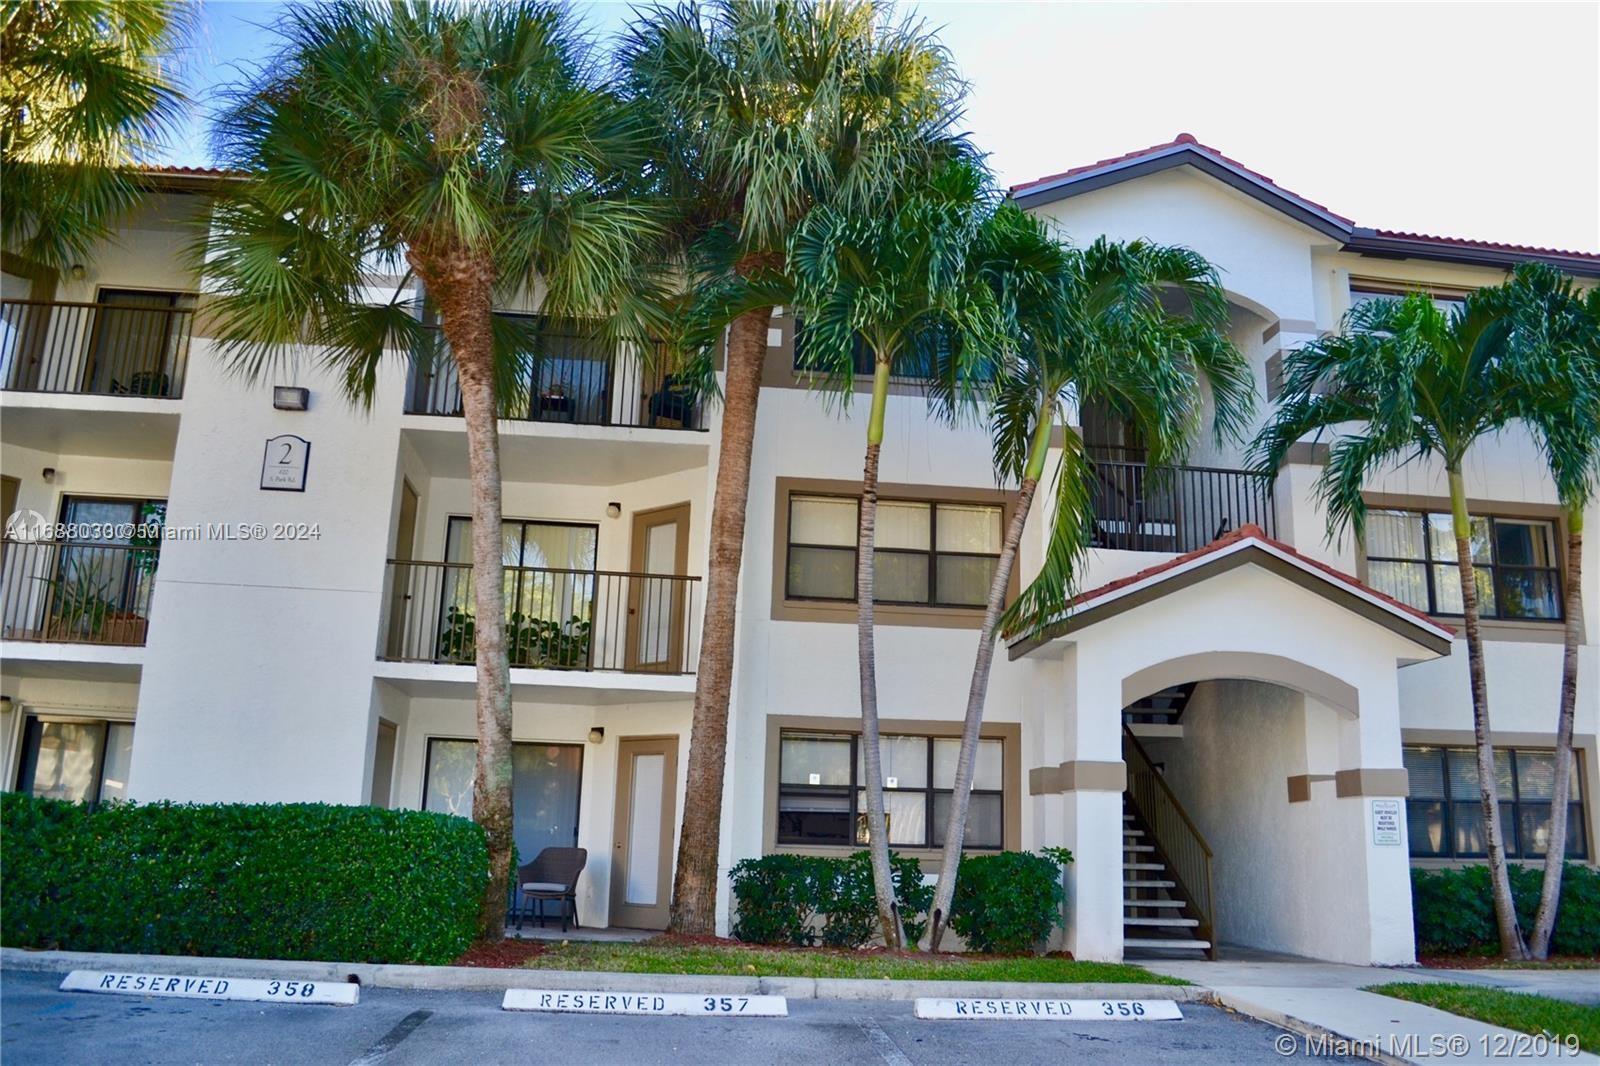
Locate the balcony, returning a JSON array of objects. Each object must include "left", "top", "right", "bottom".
[
  {"left": 381, "top": 560, "right": 699, "bottom": 676},
  {"left": 1, "top": 299, "right": 192, "bottom": 398},
  {"left": 0, "top": 540, "right": 158, "bottom": 647},
  {"left": 404, "top": 318, "right": 703, "bottom": 432},
  {"left": 1090, "top": 452, "right": 1276, "bottom": 553}
]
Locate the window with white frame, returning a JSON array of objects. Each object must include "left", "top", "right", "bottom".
[
  {"left": 1364, "top": 509, "right": 1562, "bottom": 621},
  {"left": 784, "top": 493, "right": 1004, "bottom": 608},
  {"left": 1403, "top": 745, "right": 1587, "bottom": 860},
  {"left": 776, "top": 730, "right": 1005, "bottom": 849}
]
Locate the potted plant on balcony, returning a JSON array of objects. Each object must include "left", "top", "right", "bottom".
[{"left": 39, "top": 563, "right": 117, "bottom": 642}]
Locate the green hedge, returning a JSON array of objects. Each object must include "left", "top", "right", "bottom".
[
  {"left": 950, "top": 848, "right": 1071, "bottom": 954},
  {"left": 730, "top": 851, "right": 932, "bottom": 948},
  {"left": 1412, "top": 864, "right": 1600, "bottom": 957},
  {"left": 730, "top": 849, "right": 1071, "bottom": 953},
  {"left": 1, "top": 794, "right": 487, "bottom": 964}
]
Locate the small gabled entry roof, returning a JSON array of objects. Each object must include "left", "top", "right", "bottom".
[
  {"left": 1010, "top": 134, "right": 1600, "bottom": 277},
  {"left": 1007, "top": 524, "right": 1457, "bottom": 660}
]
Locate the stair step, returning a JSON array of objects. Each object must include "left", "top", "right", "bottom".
[
  {"left": 1125, "top": 862, "right": 1165, "bottom": 871},
  {"left": 1123, "top": 814, "right": 1135, "bottom": 821},
  {"left": 1123, "top": 844, "right": 1155, "bottom": 853},
  {"left": 1123, "top": 879, "right": 1175, "bottom": 889},
  {"left": 1124, "top": 916, "right": 1199, "bottom": 928},
  {"left": 1123, "top": 898, "right": 1186, "bottom": 909},
  {"left": 1124, "top": 937, "right": 1211, "bottom": 952},
  {"left": 1123, "top": 828, "right": 1144, "bottom": 837}
]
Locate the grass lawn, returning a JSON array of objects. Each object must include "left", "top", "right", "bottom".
[
  {"left": 518, "top": 939, "right": 1185, "bottom": 985},
  {"left": 1367, "top": 983, "right": 1600, "bottom": 1051}
]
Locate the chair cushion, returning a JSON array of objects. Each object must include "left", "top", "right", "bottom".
[{"left": 522, "top": 881, "right": 567, "bottom": 893}]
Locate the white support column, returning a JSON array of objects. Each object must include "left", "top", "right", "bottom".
[
  {"left": 1336, "top": 678, "right": 1416, "bottom": 965},
  {"left": 1049, "top": 646, "right": 1127, "bottom": 962}
]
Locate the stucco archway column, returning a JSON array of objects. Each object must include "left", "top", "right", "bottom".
[
  {"left": 1028, "top": 646, "right": 1127, "bottom": 962},
  {"left": 1335, "top": 677, "right": 1416, "bottom": 965}
]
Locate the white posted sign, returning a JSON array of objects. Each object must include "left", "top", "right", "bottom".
[
  {"left": 503, "top": 989, "right": 787, "bottom": 1017},
  {"left": 914, "top": 998, "right": 1182, "bottom": 1021},
  {"left": 1371, "top": 798, "right": 1404, "bottom": 846},
  {"left": 60, "top": 970, "right": 358, "bottom": 1005}
]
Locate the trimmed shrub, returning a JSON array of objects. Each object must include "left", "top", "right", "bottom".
[
  {"left": 949, "top": 848, "right": 1072, "bottom": 955},
  {"left": 1411, "top": 864, "right": 1600, "bottom": 957},
  {"left": 1, "top": 793, "right": 487, "bottom": 964},
  {"left": 729, "top": 851, "right": 931, "bottom": 948}
]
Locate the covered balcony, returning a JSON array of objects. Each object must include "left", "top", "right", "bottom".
[
  {"left": 403, "top": 316, "right": 704, "bottom": 432},
  {"left": 1088, "top": 446, "right": 1276, "bottom": 554},
  {"left": 1, "top": 297, "right": 192, "bottom": 399},
  {"left": 381, "top": 559, "right": 699, "bottom": 676}
]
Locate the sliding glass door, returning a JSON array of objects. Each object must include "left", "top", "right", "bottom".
[{"left": 422, "top": 738, "right": 583, "bottom": 861}]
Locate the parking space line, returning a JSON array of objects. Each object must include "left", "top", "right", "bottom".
[{"left": 857, "top": 1018, "right": 914, "bottom": 1066}]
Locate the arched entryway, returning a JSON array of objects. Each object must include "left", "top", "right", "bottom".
[{"left": 1009, "top": 527, "right": 1453, "bottom": 965}]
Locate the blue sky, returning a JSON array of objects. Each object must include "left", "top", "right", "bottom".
[{"left": 173, "top": 2, "right": 1598, "bottom": 253}]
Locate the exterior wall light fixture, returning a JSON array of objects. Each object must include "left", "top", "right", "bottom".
[
  {"left": 588, "top": 727, "right": 605, "bottom": 744},
  {"left": 273, "top": 386, "right": 310, "bottom": 411},
  {"left": 605, "top": 502, "right": 621, "bottom": 519}
]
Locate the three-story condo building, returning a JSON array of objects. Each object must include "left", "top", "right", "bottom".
[{"left": 3, "top": 136, "right": 1595, "bottom": 963}]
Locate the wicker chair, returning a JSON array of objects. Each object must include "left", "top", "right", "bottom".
[{"left": 513, "top": 847, "right": 588, "bottom": 932}]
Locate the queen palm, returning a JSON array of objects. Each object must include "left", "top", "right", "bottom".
[
  {"left": 788, "top": 156, "right": 995, "bottom": 948},
  {"left": 621, "top": 0, "right": 969, "bottom": 935},
  {"left": 1497, "top": 264, "right": 1600, "bottom": 959},
  {"left": 924, "top": 211, "right": 1253, "bottom": 948},
  {"left": 204, "top": 0, "right": 660, "bottom": 939},
  {"left": 1, "top": 0, "right": 188, "bottom": 275},
  {"left": 1252, "top": 292, "right": 1530, "bottom": 958}
]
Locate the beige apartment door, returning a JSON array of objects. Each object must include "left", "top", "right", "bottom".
[
  {"left": 609, "top": 735, "right": 678, "bottom": 929},
  {"left": 385, "top": 481, "right": 419, "bottom": 658},
  {"left": 626, "top": 503, "right": 689, "bottom": 673}
]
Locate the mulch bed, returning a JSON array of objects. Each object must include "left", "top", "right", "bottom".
[
  {"left": 1420, "top": 953, "right": 1600, "bottom": 970},
  {"left": 454, "top": 938, "right": 550, "bottom": 968}
]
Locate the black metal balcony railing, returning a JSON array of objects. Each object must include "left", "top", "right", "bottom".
[
  {"left": 1, "top": 299, "right": 192, "bottom": 397},
  {"left": 405, "top": 320, "right": 703, "bottom": 431},
  {"left": 0, "top": 540, "right": 159, "bottom": 646},
  {"left": 383, "top": 559, "right": 699, "bottom": 675},
  {"left": 1090, "top": 452, "right": 1275, "bottom": 553}
]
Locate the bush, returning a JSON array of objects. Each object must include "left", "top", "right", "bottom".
[
  {"left": 949, "top": 848, "right": 1072, "bottom": 955},
  {"left": 729, "top": 851, "right": 931, "bottom": 948},
  {"left": 1, "top": 793, "right": 487, "bottom": 965},
  {"left": 1411, "top": 864, "right": 1600, "bottom": 957}
]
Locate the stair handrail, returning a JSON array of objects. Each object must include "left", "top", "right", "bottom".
[{"left": 1123, "top": 723, "right": 1216, "bottom": 955}]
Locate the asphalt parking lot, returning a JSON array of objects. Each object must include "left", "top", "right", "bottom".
[{"left": 0, "top": 968, "right": 1365, "bottom": 1065}]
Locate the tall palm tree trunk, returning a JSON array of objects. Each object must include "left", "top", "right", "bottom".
[
  {"left": 928, "top": 411, "right": 1052, "bottom": 949},
  {"left": 668, "top": 305, "right": 771, "bottom": 935},
  {"left": 857, "top": 356, "right": 904, "bottom": 949},
  {"left": 420, "top": 252, "right": 514, "bottom": 941},
  {"left": 1530, "top": 508, "right": 1583, "bottom": 958},
  {"left": 1449, "top": 468, "right": 1527, "bottom": 960}
]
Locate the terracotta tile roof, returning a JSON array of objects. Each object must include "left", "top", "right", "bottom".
[
  {"left": 1366, "top": 229, "right": 1600, "bottom": 263},
  {"left": 1011, "top": 134, "right": 1598, "bottom": 264},
  {"left": 1008, "top": 132, "right": 1355, "bottom": 225},
  {"left": 1060, "top": 522, "right": 1456, "bottom": 636}
]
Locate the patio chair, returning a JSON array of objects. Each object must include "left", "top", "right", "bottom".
[{"left": 514, "top": 847, "right": 588, "bottom": 932}]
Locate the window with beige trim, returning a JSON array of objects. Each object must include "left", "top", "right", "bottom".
[
  {"left": 785, "top": 493, "right": 1003, "bottom": 608},
  {"left": 777, "top": 730, "right": 1005, "bottom": 849},
  {"left": 1403, "top": 745, "right": 1586, "bottom": 860},
  {"left": 1365, "top": 509, "right": 1561, "bottom": 621},
  {"left": 1349, "top": 284, "right": 1466, "bottom": 318}
]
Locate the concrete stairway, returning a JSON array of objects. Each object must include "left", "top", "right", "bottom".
[{"left": 1122, "top": 807, "right": 1212, "bottom": 957}]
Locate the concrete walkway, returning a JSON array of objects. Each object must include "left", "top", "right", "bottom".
[{"left": 1144, "top": 952, "right": 1599, "bottom": 1066}]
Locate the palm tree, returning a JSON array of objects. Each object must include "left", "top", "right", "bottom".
[
  {"left": 1497, "top": 264, "right": 1600, "bottom": 959},
  {"left": 1, "top": 0, "right": 188, "bottom": 276},
  {"left": 620, "top": 0, "right": 969, "bottom": 935},
  {"left": 204, "top": 0, "right": 660, "bottom": 940},
  {"left": 1252, "top": 291, "right": 1530, "bottom": 958},
  {"left": 788, "top": 157, "right": 996, "bottom": 949},
  {"left": 924, "top": 211, "right": 1254, "bottom": 949}
]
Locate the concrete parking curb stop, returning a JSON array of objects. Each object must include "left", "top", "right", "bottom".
[{"left": 1, "top": 947, "right": 1209, "bottom": 1004}]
